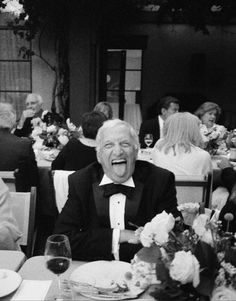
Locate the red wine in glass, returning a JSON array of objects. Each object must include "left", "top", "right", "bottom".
[
  {"left": 46, "top": 257, "right": 70, "bottom": 275},
  {"left": 45, "top": 234, "right": 71, "bottom": 300}
]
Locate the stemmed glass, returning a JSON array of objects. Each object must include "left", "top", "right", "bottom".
[
  {"left": 144, "top": 133, "right": 153, "bottom": 149},
  {"left": 45, "top": 234, "right": 72, "bottom": 300}
]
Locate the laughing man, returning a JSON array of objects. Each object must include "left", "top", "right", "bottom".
[{"left": 54, "top": 119, "right": 180, "bottom": 262}]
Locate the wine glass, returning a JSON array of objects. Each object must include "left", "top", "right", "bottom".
[
  {"left": 144, "top": 133, "right": 153, "bottom": 149},
  {"left": 45, "top": 234, "right": 72, "bottom": 300}
]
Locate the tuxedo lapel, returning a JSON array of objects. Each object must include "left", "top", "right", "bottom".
[
  {"left": 125, "top": 178, "right": 144, "bottom": 228},
  {"left": 93, "top": 182, "right": 110, "bottom": 227}
]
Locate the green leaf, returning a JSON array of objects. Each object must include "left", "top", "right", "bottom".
[{"left": 136, "top": 244, "right": 162, "bottom": 263}]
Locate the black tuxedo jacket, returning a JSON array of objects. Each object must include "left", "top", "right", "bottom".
[
  {"left": 219, "top": 167, "right": 236, "bottom": 232},
  {"left": 139, "top": 117, "right": 160, "bottom": 148},
  {"left": 0, "top": 129, "right": 38, "bottom": 191},
  {"left": 54, "top": 160, "right": 179, "bottom": 262}
]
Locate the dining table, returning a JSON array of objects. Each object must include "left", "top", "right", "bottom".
[{"left": 1, "top": 256, "right": 157, "bottom": 300}]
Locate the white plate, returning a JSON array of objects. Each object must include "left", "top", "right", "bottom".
[
  {"left": 0, "top": 269, "right": 22, "bottom": 297},
  {"left": 69, "top": 260, "right": 145, "bottom": 300}
]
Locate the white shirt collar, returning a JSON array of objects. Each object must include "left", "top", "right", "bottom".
[
  {"left": 158, "top": 115, "right": 164, "bottom": 138},
  {"left": 99, "top": 174, "right": 135, "bottom": 187}
]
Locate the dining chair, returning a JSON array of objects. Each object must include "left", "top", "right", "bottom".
[
  {"left": 52, "top": 170, "right": 75, "bottom": 213},
  {"left": 0, "top": 171, "right": 16, "bottom": 191},
  {"left": 175, "top": 172, "right": 213, "bottom": 208},
  {"left": 9, "top": 186, "right": 37, "bottom": 258}
]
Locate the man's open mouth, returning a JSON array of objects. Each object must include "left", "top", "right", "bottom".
[
  {"left": 111, "top": 159, "right": 127, "bottom": 177},
  {"left": 111, "top": 159, "right": 127, "bottom": 165}
]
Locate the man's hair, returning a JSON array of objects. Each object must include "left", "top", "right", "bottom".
[
  {"left": 0, "top": 102, "right": 16, "bottom": 130},
  {"left": 158, "top": 95, "right": 180, "bottom": 114},
  {"left": 82, "top": 111, "right": 107, "bottom": 139},
  {"left": 26, "top": 93, "right": 43, "bottom": 105},
  {"left": 93, "top": 102, "right": 113, "bottom": 120},
  {"left": 96, "top": 119, "right": 140, "bottom": 152},
  {"left": 194, "top": 101, "right": 221, "bottom": 122},
  {"left": 155, "top": 112, "right": 203, "bottom": 154}
]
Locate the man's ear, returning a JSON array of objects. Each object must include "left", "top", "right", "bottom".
[{"left": 96, "top": 149, "right": 101, "bottom": 163}]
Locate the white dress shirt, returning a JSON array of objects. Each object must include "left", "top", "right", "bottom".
[
  {"left": 158, "top": 115, "right": 164, "bottom": 138},
  {"left": 99, "top": 174, "right": 135, "bottom": 260}
]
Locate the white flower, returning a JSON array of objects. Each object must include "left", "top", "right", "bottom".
[
  {"left": 41, "top": 110, "right": 49, "bottom": 119},
  {"left": 192, "top": 214, "right": 213, "bottom": 245},
  {"left": 178, "top": 203, "right": 200, "bottom": 214},
  {"left": 140, "top": 211, "right": 175, "bottom": 246},
  {"left": 31, "top": 117, "right": 42, "bottom": 128},
  {"left": 58, "top": 135, "right": 69, "bottom": 146},
  {"left": 31, "top": 126, "right": 43, "bottom": 139},
  {"left": 211, "top": 286, "right": 236, "bottom": 301},
  {"left": 66, "top": 118, "right": 77, "bottom": 131},
  {"left": 169, "top": 250, "right": 200, "bottom": 287},
  {"left": 47, "top": 125, "right": 57, "bottom": 133},
  {"left": 58, "top": 128, "right": 68, "bottom": 136}
]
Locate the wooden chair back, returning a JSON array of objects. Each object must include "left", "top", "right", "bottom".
[
  {"left": 175, "top": 172, "right": 212, "bottom": 208},
  {"left": 9, "top": 187, "right": 37, "bottom": 258}
]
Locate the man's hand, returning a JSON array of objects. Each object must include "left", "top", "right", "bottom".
[
  {"left": 17, "top": 109, "right": 35, "bottom": 128},
  {"left": 119, "top": 229, "right": 140, "bottom": 244},
  {"left": 217, "top": 157, "right": 232, "bottom": 170}
]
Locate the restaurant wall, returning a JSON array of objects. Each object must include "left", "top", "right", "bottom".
[{"left": 122, "top": 24, "right": 236, "bottom": 120}]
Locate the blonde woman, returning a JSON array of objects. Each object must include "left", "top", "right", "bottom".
[{"left": 152, "top": 112, "right": 212, "bottom": 176}]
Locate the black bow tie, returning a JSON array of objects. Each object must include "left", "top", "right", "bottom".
[{"left": 102, "top": 183, "right": 134, "bottom": 199}]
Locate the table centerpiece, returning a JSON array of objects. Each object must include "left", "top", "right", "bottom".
[
  {"left": 30, "top": 111, "right": 81, "bottom": 150},
  {"left": 200, "top": 124, "right": 228, "bottom": 156},
  {"left": 127, "top": 210, "right": 236, "bottom": 301}
]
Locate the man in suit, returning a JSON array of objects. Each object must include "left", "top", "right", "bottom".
[
  {"left": 14, "top": 93, "right": 44, "bottom": 138},
  {"left": 54, "top": 119, "right": 180, "bottom": 262},
  {"left": 0, "top": 103, "right": 38, "bottom": 191},
  {"left": 0, "top": 177, "right": 21, "bottom": 250},
  {"left": 139, "top": 95, "right": 180, "bottom": 148}
]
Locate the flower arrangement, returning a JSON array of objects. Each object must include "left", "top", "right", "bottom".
[
  {"left": 31, "top": 111, "right": 81, "bottom": 150},
  {"left": 200, "top": 124, "right": 227, "bottom": 156},
  {"left": 226, "top": 129, "right": 236, "bottom": 149},
  {"left": 127, "top": 210, "right": 236, "bottom": 301}
]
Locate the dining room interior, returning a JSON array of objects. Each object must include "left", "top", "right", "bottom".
[{"left": 2, "top": 0, "right": 236, "bottom": 300}]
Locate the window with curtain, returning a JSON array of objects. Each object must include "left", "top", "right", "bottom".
[{"left": 0, "top": 13, "right": 31, "bottom": 120}]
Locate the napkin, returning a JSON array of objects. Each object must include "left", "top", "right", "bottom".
[{"left": 11, "top": 280, "right": 52, "bottom": 301}]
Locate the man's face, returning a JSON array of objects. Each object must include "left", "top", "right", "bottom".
[
  {"left": 26, "top": 98, "right": 42, "bottom": 114},
  {"left": 162, "top": 102, "right": 179, "bottom": 120},
  {"left": 97, "top": 125, "right": 138, "bottom": 184}
]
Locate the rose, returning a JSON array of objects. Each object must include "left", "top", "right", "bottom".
[
  {"left": 46, "top": 124, "right": 57, "bottom": 133},
  {"left": 192, "top": 214, "right": 213, "bottom": 245},
  {"left": 31, "top": 126, "right": 43, "bottom": 139},
  {"left": 140, "top": 211, "right": 175, "bottom": 246},
  {"left": 31, "top": 117, "right": 42, "bottom": 128},
  {"left": 211, "top": 286, "right": 236, "bottom": 301},
  {"left": 169, "top": 250, "right": 200, "bottom": 287},
  {"left": 58, "top": 135, "right": 69, "bottom": 146}
]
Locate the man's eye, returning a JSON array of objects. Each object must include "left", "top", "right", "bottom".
[
  {"left": 104, "top": 143, "right": 113, "bottom": 149},
  {"left": 121, "top": 142, "right": 130, "bottom": 147}
]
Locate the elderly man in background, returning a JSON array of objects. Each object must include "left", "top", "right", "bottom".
[
  {"left": 54, "top": 119, "right": 180, "bottom": 262},
  {"left": 0, "top": 103, "right": 38, "bottom": 191},
  {"left": 139, "top": 95, "right": 180, "bottom": 148},
  {"left": 14, "top": 93, "right": 44, "bottom": 138},
  {"left": 0, "top": 177, "right": 21, "bottom": 250}
]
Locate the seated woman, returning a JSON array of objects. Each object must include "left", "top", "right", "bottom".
[
  {"left": 0, "top": 103, "right": 38, "bottom": 191},
  {"left": 0, "top": 177, "right": 21, "bottom": 250},
  {"left": 194, "top": 101, "right": 227, "bottom": 152},
  {"left": 93, "top": 101, "right": 113, "bottom": 120},
  {"left": 51, "top": 111, "right": 107, "bottom": 171},
  {"left": 152, "top": 112, "right": 212, "bottom": 176}
]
